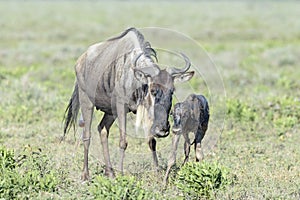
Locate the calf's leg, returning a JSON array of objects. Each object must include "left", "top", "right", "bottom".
[
  {"left": 164, "top": 134, "right": 181, "bottom": 185},
  {"left": 182, "top": 133, "right": 191, "bottom": 165},
  {"left": 194, "top": 129, "right": 205, "bottom": 162}
]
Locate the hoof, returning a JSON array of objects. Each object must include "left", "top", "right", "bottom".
[
  {"left": 104, "top": 168, "right": 115, "bottom": 179},
  {"left": 153, "top": 165, "right": 161, "bottom": 173},
  {"left": 81, "top": 172, "right": 90, "bottom": 182},
  {"left": 163, "top": 173, "right": 171, "bottom": 187}
]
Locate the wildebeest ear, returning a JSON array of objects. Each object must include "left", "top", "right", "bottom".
[
  {"left": 173, "top": 71, "right": 195, "bottom": 83},
  {"left": 134, "top": 67, "right": 159, "bottom": 83},
  {"left": 134, "top": 69, "right": 148, "bottom": 83}
]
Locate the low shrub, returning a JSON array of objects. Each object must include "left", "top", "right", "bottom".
[
  {"left": 226, "top": 99, "right": 257, "bottom": 122},
  {"left": 90, "top": 175, "right": 159, "bottom": 200},
  {"left": 0, "top": 146, "right": 15, "bottom": 170},
  {"left": 263, "top": 96, "right": 300, "bottom": 134},
  {"left": 174, "top": 162, "right": 234, "bottom": 199},
  {"left": 0, "top": 146, "right": 61, "bottom": 199}
]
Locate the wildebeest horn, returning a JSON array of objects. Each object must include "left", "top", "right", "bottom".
[
  {"left": 133, "top": 52, "right": 144, "bottom": 67},
  {"left": 149, "top": 48, "right": 158, "bottom": 62},
  {"left": 133, "top": 49, "right": 158, "bottom": 67},
  {"left": 166, "top": 53, "right": 191, "bottom": 75},
  {"left": 144, "top": 41, "right": 158, "bottom": 62}
]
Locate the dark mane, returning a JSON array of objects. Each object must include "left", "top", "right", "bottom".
[
  {"left": 107, "top": 27, "right": 140, "bottom": 41},
  {"left": 108, "top": 27, "right": 157, "bottom": 62}
]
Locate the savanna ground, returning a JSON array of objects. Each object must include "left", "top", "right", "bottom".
[{"left": 1, "top": 1, "right": 300, "bottom": 199}]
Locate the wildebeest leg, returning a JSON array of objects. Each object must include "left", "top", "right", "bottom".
[
  {"left": 148, "top": 136, "right": 159, "bottom": 172},
  {"left": 79, "top": 88, "right": 94, "bottom": 181},
  {"left": 182, "top": 133, "right": 190, "bottom": 166},
  {"left": 116, "top": 103, "right": 127, "bottom": 175},
  {"left": 164, "top": 133, "right": 181, "bottom": 185},
  {"left": 98, "top": 114, "right": 115, "bottom": 178},
  {"left": 195, "top": 129, "right": 205, "bottom": 162}
]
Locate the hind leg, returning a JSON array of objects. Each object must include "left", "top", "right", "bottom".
[
  {"left": 78, "top": 88, "right": 94, "bottom": 181},
  {"left": 194, "top": 128, "right": 205, "bottom": 162}
]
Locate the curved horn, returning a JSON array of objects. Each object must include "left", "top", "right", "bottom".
[
  {"left": 133, "top": 52, "right": 143, "bottom": 67},
  {"left": 149, "top": 48, "right": 158, "bottom": 62},
  {"left": 144, "top": 41, "right": 158, "bottom": 62},
  {"left": 166, "top": 53, "right": 191, "bottom": 75}
]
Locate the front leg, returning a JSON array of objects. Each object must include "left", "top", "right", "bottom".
[
  {"left": 78, "top": 88, "right": 94, "bottom": 181},
  {"left": 116, "top": 102, "right": 128, "bottom": 175},
  {"left": 182, "top": 133, "right": 191, "bottom": 166},
  {"left": 148, "top": 136, "right": 159, "bottom": 172},
  {"left": 98, "top": 114, "right": 116, "bottom": 178},
  {"left": 164, "top": 133, "right": 181, "bottom": 185}
]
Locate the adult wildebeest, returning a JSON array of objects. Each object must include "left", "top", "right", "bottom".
[
  {"left": 164, "top": 94, "right": 209, "bottom": 184},
  {"left": 63, "top": 27, "right": 194, "bottom": 180}
]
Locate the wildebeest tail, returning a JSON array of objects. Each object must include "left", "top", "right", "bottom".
[{"left": 63, "top": 83, "right": 80, "bottom": 139}]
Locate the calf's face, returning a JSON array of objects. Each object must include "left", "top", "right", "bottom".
[{"left": 172, "top": 103, "right": 184, "bottom": 134}]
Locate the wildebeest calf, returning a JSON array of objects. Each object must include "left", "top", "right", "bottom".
[{"left": 164, "top": 94, "right": 209, "bottom": 184}]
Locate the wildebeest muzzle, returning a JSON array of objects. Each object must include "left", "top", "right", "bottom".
[
  {"left": 151, "top": 123, "right": 170, "bottom": 138},
  {"left": 151, "top": 104, "right": 170, "bottom": 138}
]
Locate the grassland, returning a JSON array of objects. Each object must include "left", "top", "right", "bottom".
[{"left": 0, "top": 1, "right": 299, "bottom": 199}]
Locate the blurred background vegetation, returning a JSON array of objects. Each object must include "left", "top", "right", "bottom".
[{"left": 0, "top": 1, "right": 299, "bottom": 199}]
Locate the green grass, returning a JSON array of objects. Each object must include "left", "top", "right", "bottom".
[{"left": 0, "top": 1, "right": 299, "bottom": 199}]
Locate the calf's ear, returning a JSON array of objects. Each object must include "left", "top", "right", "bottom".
[{"left": 173, "top": 71, "right": 194, "bottom": 83}]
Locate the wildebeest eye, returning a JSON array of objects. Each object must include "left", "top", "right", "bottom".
[
  {"left": 169, "top": 88, "right": 175, "bottom": 95},
  {"left": 150, "top": 88, "right": 157, "bottom": 96}
]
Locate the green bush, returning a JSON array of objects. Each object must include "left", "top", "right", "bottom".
[
  {"left": 174, "top": 162, "right": 234, "bottom": 199},
  {"left": 1, "top": 146, "right": 15, "bottom": 170},
  {"left": 0, "top": 146, "right": 61, "bottom": 199},
  {"left": 226, "top": 99, "right": 257, "bottom": 122},
  {"left": 263, "top": 96, "right": 300, "bottom": 134},
  {"left": 90, "top": 175, "right": 159, "bottom": 200}
]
